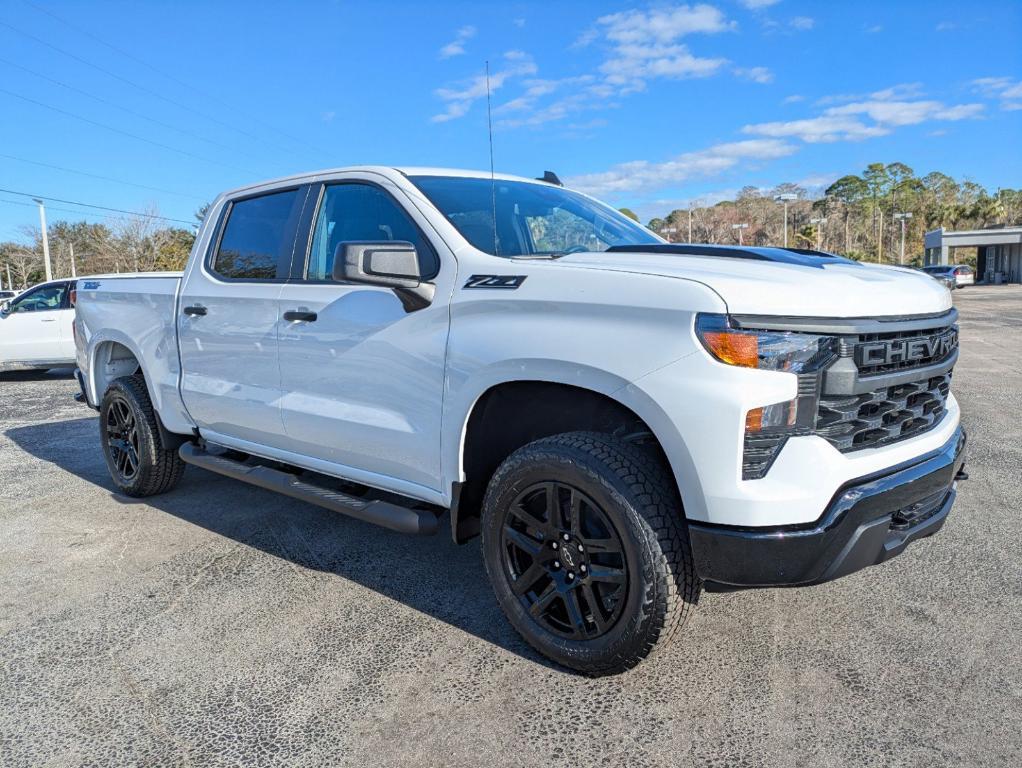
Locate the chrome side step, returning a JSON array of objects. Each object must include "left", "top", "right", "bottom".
[{"left": 178, "top": 443, "right": 440, "bottom": 535}]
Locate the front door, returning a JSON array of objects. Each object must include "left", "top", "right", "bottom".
[
  {"left": 275, "top": 179, "right": 451, "bottom": 494},
  {"left": 178, "top": 186, "right": 309, "bottom": 447},
  {"left": 0, "top": 281, "right": 72, "bottom": 364}
]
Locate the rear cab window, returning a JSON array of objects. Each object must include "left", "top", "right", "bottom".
[{"left": 210, "top": 188, "right": 306, "bottom": 280}]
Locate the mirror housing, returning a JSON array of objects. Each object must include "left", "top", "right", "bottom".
[
  {"left": 0, "top": 300, "right": 10, "bottom": 316},
  {"left": 332, "top": 241, "right": 434, "bottom": 311}
]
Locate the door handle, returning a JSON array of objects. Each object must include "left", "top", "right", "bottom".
[
  {"left": 41, "top": 317, "right": 57, "bottom": 322},
  {"left": 284, "top": 310, "right": 317, "bottom": 322},
  {"left": 183, "top": 305, "right": 207, "bottom": 317}
]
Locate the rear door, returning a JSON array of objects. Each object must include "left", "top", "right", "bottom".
[
  {"left": 274, "top": 177, "right": 451, "bottom": 492},
  {"left": 177, "top": 186, "right": 310, "bottom": 447},
  {"left": 0, "top": 281, "right": 72, "bottom": 364}
]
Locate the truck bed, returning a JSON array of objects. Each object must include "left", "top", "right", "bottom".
[{"left": 75, "top": 273, "right": 191, "bottom": 433}]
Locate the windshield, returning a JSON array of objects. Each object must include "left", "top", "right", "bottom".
[{"left": 409, "top": 175, "right": 660, "bottom": 257}]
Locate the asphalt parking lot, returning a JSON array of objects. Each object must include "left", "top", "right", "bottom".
[{"left": 1, "top": 286, "right": 1020, "bottom": 767}]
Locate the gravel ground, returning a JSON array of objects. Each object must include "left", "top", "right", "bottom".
[{"left": 1, "top": 286, "right": 1020, "bottom": 767}]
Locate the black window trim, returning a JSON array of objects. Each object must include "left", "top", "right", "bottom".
[
  {"left": 205, "top": 185, "right": 312, "bottom": 283},
  {"left": 292, "top": 179, "right": 441, "bottom": 285}
]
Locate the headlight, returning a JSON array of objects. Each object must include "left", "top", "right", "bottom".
[
  {"left": 694, "top": 313, "right": 834, "bottom": 373},
  {"left": 695, "top": 314, "right": 838, "bottom": 480}
]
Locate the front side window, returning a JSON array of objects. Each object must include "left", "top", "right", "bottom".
[
  {"left": 213, "top": 189, "right": 303, "bottom": 280},
  {"left": 409, "top": 175, "right": 659, "bottom": 257},
  {"left": 306, "top": 183, "right": 437, "bottom": 281},
  {"left": 9, "top": 282, "right": 67, "bottom": 312}
]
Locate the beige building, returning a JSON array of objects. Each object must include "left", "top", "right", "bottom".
[{"left": 924, "top": 225, "right": 1022, "bottom": 284}]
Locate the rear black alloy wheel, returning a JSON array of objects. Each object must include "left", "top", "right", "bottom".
[
  {"left": 105, "top": 395, "right": 141, "bottom": 483},
  {"left": 99, "top": 376, "right": 186, "bottom": 497},
  {"left": 482, "top": 431, "right": 700, "bottom": 676},
  {"left": 502, "top": 481, "right": 628, "bottom": 640}
]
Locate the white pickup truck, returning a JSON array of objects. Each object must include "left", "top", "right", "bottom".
[{"left": 74, "top": 166, "right": 966, "bottom": 675}]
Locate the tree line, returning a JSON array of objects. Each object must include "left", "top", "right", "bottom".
[
  {"left": 644, "top": 163, "right": 1021, "bottom": 264},
  {"left": 0, "top": 205, "right": 202, "bottom": 290}
]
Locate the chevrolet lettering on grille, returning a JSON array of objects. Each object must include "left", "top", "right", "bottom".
[{"left": 855, "top": 328, "right": 958, "bottom": 367}]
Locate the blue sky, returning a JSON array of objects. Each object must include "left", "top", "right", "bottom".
[{"left": 1, "top": 0, "right": 1020, "bottom": 237}]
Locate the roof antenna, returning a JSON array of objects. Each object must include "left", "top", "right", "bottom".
[{"left": 485, "top": 60, "right": 499, "bottom": 256}]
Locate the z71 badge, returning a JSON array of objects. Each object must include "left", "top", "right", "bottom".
[{"left": 463, "top": 275, "right": 527, "bottom": 290}]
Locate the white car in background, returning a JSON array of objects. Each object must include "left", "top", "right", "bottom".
[
  {"left": 922, "top": 264, "right": 976, "bottom": 287},
  {"left": 0, "top": 278, "right": 77, "bottom": 372}
]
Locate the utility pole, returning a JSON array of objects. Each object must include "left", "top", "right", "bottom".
[
  {"left": 893, "top": 212, "right": 912, "bottom": 265},
  {"left": 34, "top": 199, "right": 53, "bottom": 282},
  {"left": 810, "top": 217, "right": 827, "bottom": 250},
  {"left": 731, "top": 222, "right": 749, "bottom": 245},
  {"left": 5, "top": 264, "right": 11, "bottom": 291},
  {"left": 68, "top": 242, "right": 77, "bottom": 278},
  {"left": 687, "top": 203, "right": 693, "bottom": 242}
]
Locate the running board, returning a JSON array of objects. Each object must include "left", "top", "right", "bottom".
[{"left": 178, "top": 443, "right": 439, "bottom": 535}]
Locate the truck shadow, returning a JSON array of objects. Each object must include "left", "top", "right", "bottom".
[{"left": 5, "top": 416, "right": 556, "bottom": 670}]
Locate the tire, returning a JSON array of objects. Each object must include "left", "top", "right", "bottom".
[
  {"left": 480, "top": 431, "right": 700, "bottom": 676},
  {"left": 99, "top": 375, "right": 186, "bottom": 497}
]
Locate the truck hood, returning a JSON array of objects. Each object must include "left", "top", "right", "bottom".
[{"left": 551, "top": 248, "right": 951, "bottom": 317}]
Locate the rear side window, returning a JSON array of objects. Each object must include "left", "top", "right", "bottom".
[
  {"left": 306, "top": 183, "right": 438, "bottom": 282},
  {"left": 213, "top": 189, "right": 304, "bottom": 280}
]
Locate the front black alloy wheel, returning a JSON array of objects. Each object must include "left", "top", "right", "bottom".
[
  {"left": 482, "top": 431, "right": 700, "bottom": 676},
  {"left": 502, "top": 481, "right": 628, "bottom": 640}
]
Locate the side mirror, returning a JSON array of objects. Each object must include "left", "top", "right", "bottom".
[{"left": 332, "top": 241, "right": 434, "bottom": 311}]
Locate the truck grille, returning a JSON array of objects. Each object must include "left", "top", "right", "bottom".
[
  {"left": 846, "top": 324, "right": 958, "bottom": 377},
  {"left": 816, "top": 373, "right": 951, "bottom": 452}
]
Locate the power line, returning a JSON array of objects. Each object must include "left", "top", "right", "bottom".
[
  {"left": 0, "top": 188, "right": 196, "bottom": 225},
  {"left": 0, "top": 197, "right": 124, "bottom": 220},
  {"left": 0, "top": 56, "right": 269, "bottom": 162},
  {"left": 0, "top": 86, "right": 256, "bottom": 174},
  {"left": 19, "top": 0, "right": 330, "bottom": 160},
  {"left": 0, "top": 153, "right": 206, "bottom": 200},
  {"left": 0, "top": 16, "right": 322, "bottom": 163}
]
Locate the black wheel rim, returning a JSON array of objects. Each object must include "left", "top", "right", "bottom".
[
  {"left": 501, "top": 481, "right": 628, "bottom": 640},
  {"left": 105, "top": 396, "right": 140, "bottom": 482}
]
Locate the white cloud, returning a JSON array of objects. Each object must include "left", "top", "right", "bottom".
[
  {"left": 735, "top": 66, "right": 774, "bottom": 84},
  {"left": 594, "top": 5, "right": 734, "bottom": 93},
  {"left": 744, "top": 115, "right": 889, "bottom": 143},
  {"left": 565, "top": 139, "right": 797, "bottom": 198},
  {"left": 865, "top": 24, "right": 883, "bottom": 33},
  {"left": 972, "top": 76, "right": 1022, "bottom": 111},
  {"left": 739, "top": 0, "right": 780, "bottom": 8},
  {"left": 743, "top": 92, "right": 984, "bottom": 143},
  {"left": 790, "top": 16, "right": 814, "bottom": 30},
  {"left": 439, "top": 25, "right": 476, "bottom": 59},
  {"left": 783, "top": 94, "right": 804, "bottom": 104},
  {"left": 431, "top": 53, "right": 538, "bottom": 122},
  {"left": 935, "top": 21, "right": 955, "bottom": 31}
]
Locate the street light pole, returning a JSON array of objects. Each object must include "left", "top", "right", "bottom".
[
  {"left": 731, "top": 222, "right": 749, "bottom": 245},
  {"left": 775, "top": 193, "right": 797, "bottom": 248},
  {"left": 34, "top": 198, "right": 52, "bottom": 282},
  {"left": 810, "top": 217, "right": 827, "bottom": 250},
  {"left": 893, "top": 212, "right": 912, "bottom": 265}
]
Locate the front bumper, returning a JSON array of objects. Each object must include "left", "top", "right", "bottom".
[{"left": 688, "top": 427, "right": 966, "bottom": 587}]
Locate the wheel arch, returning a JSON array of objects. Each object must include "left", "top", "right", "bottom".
[
  {"left": 89, "top": 336, "right": 190, "bottom": 450},
  {"left": 447, "top": 374, "right": 697, "bottom": 544}
]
